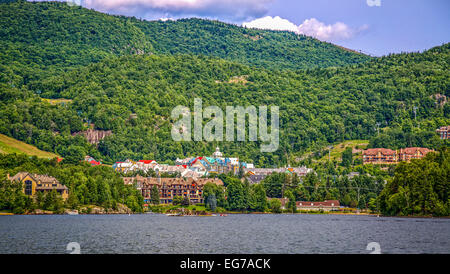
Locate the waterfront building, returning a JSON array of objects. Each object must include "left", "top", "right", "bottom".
[
  {"left": 7, "top": 172, "right": 68, "bottom": 200},
  {"left": 123, "top": 176, "right": 224, "bottom": 204},
  {"left": 296, "top": 200, "right": 340, "bottom": 211}
]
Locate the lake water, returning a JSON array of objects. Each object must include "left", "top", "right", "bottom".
[{"left": 0, "top": 214, "right": 449, "bottom": 254}]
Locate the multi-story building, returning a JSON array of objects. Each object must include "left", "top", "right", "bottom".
[
  {"left": 113, "top": 159, "right": 161, "bottom": 173},
  {"left": 7, "top": 172, "right": 69, "bottom": 200},
  {"left": 436, "top": 126, "right": 449, "bottom": 139},
  {"left": 362, "top": 148, "right": 397, "bottom": 164},
  {"left": 363, "top": 147, "right": 433, "bottom": 164},
  {"left": 175, "top": 147, "right": 246, "bottom": 175},
  {"left": 398, "top": 147, "right": 434, "bottom": 161},
  {"left": 123, "top": 176, "right": 224, "bottom": 204}
]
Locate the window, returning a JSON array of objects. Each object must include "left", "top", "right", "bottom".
[{"left": 25, "top": 180, "right": 33, "bottom": 196}]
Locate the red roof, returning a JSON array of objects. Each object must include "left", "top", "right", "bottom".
[
  {"left": 139, "top": 160, "right": 155, "bottom": 164},
  {"left": 399, "top": 147, "right": 433, "bottom": 155},
  {"left": 363, "top": 148, "right": 396, "bottom": 156},
  {"left": 89, "top": 160, "right": 101, "bottom": 166},
  {"left": 191, "top": 157, "right": 203, "bottom": 165}
]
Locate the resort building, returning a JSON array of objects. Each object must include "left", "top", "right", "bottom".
[
  {"left": 296, "top": 200, "right": 340, "bottom": 211},
  {"left": 7, "top": 172, "right": 68, "bottom": 200},
  {"left": 362, "top": 147, "right": 434, "bottom": 164},
  {"left": 362, "top": 148, "right": 397, "bottom": 164},
  {"left": 398, "top": 147, "right": 434, "bottom": 162},
  {"left": 436, "top": 126, "right": 449, "bottom": 139},
  {"left": 114, "top": 147, "right": 248, "bottom": 177},
  {"left": 123, "top": 176, "right": 224, "bottom": 204}
]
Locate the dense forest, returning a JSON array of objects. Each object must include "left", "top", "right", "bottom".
[
  {"left": 0, "top": 1, "right": 369, "bottom": 85},
  {"left": 1, "top": 48, "right": 448, "bottom": 165},
  {"left": 377, "top": 148, "right": 449, "bottom": 216},
  {"left": 130, "top": 17, "right": 371, "bottom": 70}
]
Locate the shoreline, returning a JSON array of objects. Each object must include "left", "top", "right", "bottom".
[{"left": 2, "top": 211, "right": 449, "bottom": 219}]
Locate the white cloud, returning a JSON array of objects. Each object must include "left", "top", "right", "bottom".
[
  {"left": 243, "top": 16, "right": 368, "bottom": 42},
  {"left": 82, "top": 0, "right": 273, "bottom": 21},
  {"left": 242, "top": 16, "right": 298, "bottom": 33}
]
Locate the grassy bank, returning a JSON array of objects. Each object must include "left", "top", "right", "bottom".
[{"left": 0, "top": 134, "right": 59, "bottom": 159}]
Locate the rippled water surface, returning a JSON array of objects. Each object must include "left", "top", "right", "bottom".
[{"left": 0, "top": 214, "right": 449, "bottom": 254}]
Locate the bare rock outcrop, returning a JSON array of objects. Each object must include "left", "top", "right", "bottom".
[{"left": 72, "top": 128, "right": 112, "bottom": 145}]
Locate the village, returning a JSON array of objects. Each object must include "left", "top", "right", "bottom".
[{"left": 6, "top": 125, "right": 449, "bottom": 214}]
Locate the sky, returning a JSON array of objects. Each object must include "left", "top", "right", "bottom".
[{"left": 44, "top": 0, "right": 450, "bottom": 56}]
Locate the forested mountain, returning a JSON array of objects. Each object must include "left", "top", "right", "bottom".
[
  {"left": 129, "top": 17, "right": 371, "bottom": 70},
  {"left": 0, "top": 1, "right": 448, "bottom": 167},
  {"left": 0, "top": 1, "right": 153, "bottom": 85},
  {"left": 0, "top": 0, "right": 370, "bottom": 83}
]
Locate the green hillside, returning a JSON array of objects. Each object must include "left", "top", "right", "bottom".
[
  {"left": 0, "top": 133, "right": 59, "bottom": 159},
  {"left": 0, "top": 0, "right": 370, "bottom": 88},
  {"left": 0, "top": 1, "right": 153, "bottom": 85},
  {"left": 1, "top": 44, "right": 448, "bottom": 166},
  {"left": 130, "top": 17, "right": 371, "bottom": 70}
]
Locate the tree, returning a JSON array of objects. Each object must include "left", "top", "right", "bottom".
[
  {"left": 268, "top": 199, "right": 282, "bottom": 213},
  {"left": 285, "top": 190, "right": 297, "bottom": 213},
  {"left": 173, "top": 196, "right": 183, "bottom": 205},
  {"left": 377, "top": 149, "right": 449, "bottom": 217},
  {"left": 341, "top": 147, "right": 353, "bottom": 167},
  {"left": 150, "top": 185, "right": 160, "bottom": 205},
  {"left": 226, "top": 178, "right": 247, "bottom": 211},
  {"left": 250, "top": 184, "right": 267, "bottom": 212},
  {"left": 63, "top": 145, "right": 85, "bottom": 164},
  {"left": 206, "top": 193, "right": 217, "bottom": 211},
  {"left": 368, "top": 197, "right": 378, "bottom": 213}
]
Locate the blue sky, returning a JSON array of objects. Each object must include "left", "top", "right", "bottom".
[
  {"left": 264, "top": 0, "right": 450, "bottom": 56},
  {"left": 46, "top": 0, "right": 450, "bottom": 56}
]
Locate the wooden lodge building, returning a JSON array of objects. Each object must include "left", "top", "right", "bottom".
[
  {"left": 7, "top": 172, "right": 69, "bottom": 200},
  {"left": 123, "top": 176, "right": 224, "bottom": 204},
  {"left": 363, "top": 147, "right": 434, "bottom": 165}
]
